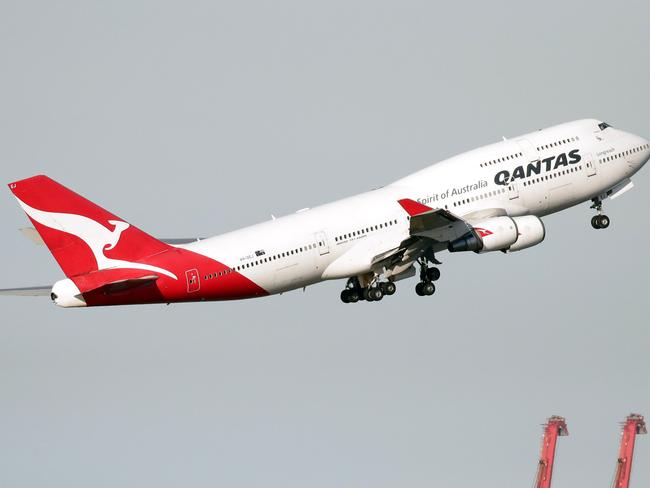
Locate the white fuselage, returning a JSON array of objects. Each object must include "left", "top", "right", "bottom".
[{"left": 182, "top": 119, "right": 650, "bottom": 295}]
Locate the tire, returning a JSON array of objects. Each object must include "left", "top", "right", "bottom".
[
  {"left": 348, "top": 290, "right": 360, "bottom": 303},
  {"left": 340, "top": 290, "right": 350, "bottom": 303},
  {"left": 383, "top": 282, "right": 396, "bottom": 296},
  {"left": 422, "top": 282, "right": 435, "bottom": 296},
  {"left": 598, "top": 215, "right": 610, "bottom": 229},
  {"left": 426, "top": 267, "right": 441, "bottom": 282},
  {"left": 415, "top": 282, "right": 424, "bottom": 296},
  {"left": 363, "top": 288, "right": 373, "bottom": 301},
  {"left": 591, "top": 216, "right": 601, "bottom": 229},
  {"left": 370, "top": 287, "right": 383, "bottom": 301}
]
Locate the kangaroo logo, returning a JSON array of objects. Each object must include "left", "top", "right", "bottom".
[
  {"left": 104, "top": 220, "right": 130, "bottom": 250},
  {"left": 475, "top": 227, "right": 493, "bottom": 238},
  {"left": 16, "top": 199, "right": 178, "bottom": 280}
]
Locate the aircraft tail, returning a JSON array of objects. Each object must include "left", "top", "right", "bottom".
[{"left": 8, "top": 175, "right": 171, "bottom": 278}]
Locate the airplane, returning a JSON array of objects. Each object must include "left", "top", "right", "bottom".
[{"left": 1, "top": 118, "right": 648, "bottom": 307}]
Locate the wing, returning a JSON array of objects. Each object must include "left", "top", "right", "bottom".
[
  {"left": 322, "top": 199, "right": 481, "bottom": 280},
  {"left": 0, "top": 275, "right": 159, "bottom": 301},
  {"left": 0, "top": 286, "right": 52, "bottom": 296},
  {"left": 367, "top": 199, "right": 498, "bottom": 279},
  {"left": 399, "top": 199, "right": 475, "bottom": 242}
]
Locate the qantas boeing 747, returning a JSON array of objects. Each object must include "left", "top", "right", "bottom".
[{"left": 2, "top": 119, "right": 649, "bottom": 307}]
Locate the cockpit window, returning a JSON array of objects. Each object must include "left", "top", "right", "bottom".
[{"left": 598, "top": 122, "right": 612, "bottom": 130}]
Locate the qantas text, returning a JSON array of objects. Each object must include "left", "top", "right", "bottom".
[{"left": 494, "top": 149, "right": 582, "bottom": 185}]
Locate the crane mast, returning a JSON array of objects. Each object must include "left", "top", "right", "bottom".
[
  {"left": 534, "top": 416, "right": 569, "bottom": 488},
  {"left": 613, "top": 413, "right": 646, "bottom": 488}
]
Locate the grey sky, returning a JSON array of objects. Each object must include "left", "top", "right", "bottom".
[{"left": 1, "top": 0, "right": 649, "bottom": 487}]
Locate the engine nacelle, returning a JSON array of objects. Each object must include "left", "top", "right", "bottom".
[
  {"left": 473, "top": 216, "right": 519, "bottom": 253},
  {"left": 448, "top": 215, "right": 546, "bottom": 254},
  {"left": 448, "top": 216, "right": 518, "bottom": 253},
  {"left": 505, "top": 215, "right": 545, "bottom": 252}
]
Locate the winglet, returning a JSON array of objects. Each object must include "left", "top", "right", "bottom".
[{"left": 397, "top": 198, "right": 433, "bottom": 216}]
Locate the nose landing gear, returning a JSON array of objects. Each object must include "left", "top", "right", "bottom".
[
  {"left": 591, "top": 214, "right": 610, "bottom": 229},
  {"left": 590, "top": 198, "right": 611, "bottom": 229}
]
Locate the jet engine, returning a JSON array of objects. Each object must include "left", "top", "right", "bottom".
[
  {"left": 505, "top": 215, "right": 545, "bottom": 252},
  {"left": 448, "top": 215, "right": 545, "bottom": 253}
]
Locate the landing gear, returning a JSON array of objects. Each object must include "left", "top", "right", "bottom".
[
  {"left": 340, "top": 277, "right": 395, "bottom": 303},
  {"left": 590, "top": 198, "right": 611, "bottom": 230},
  {"left": 415, "top": 281, "right": 435, "bottom": 296},
  {"left": 591, "top": 214, "right": 610, "bottom": 229},
  {"left": 380, "top": 281, "right": 396, "bottom": 296},
  {"left": 340, "top": 289, "right": 359, "bottom": 303},
  {"left": 426, "top": 267, "right": 440, "bottom": 282},
  {"left": 364, "top": 286, "right": 384, "bottom": 301},
  {"left": 339, "top": 251, "right": 442, "bottom": 302},
  {"left": 415, "top": 257, "right": 439, "bottom": 297}
]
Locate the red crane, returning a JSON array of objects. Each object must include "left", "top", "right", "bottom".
[
  {"left": 613, "top": 413, "right": 647, "bottom": 488},
  {"left": 534, "top": 416, "right": 569, "bottom": 488}
]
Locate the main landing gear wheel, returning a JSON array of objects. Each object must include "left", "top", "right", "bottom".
[
  {"left": 426, "top": 267, "right": 440, "bottom": 282},
  {"left": 415, "top": 255, "right": 440, "bottom": 297},
  {"left": 415, "top": 281, "right": 435, "bottom": 296},
  {"left": 340, "top": 287, "right": 360, "bottom": 303},
  {"left": 591, "top": 214, "right": 610, "bottom": 229},
  {"left": 380, "top": 282, "right": 396, "bottom": 296},
  {"left": 341, "top": 277, "right": 395, "bottom": 304},
  {"left": 364, "top": 286, "right": 384, "bottom": 302}
]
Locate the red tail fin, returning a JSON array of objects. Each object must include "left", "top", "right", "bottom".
[{"left": 8, "top": 175, "right": 171, "bottom": 278}]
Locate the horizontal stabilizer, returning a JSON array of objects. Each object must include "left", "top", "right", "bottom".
[
  {"left": 0, "top": 286, "right": 51, "bottom": 296},
  {"left": 19, "top": 227, "right": 45, "bottom": 245},
  {"left": 158, "top": 237, "right": 204, "bottom": 244},
  {"left": 19, "top": 227, "right": 201, "bottom": 246},
  {"left": 72, "top": 271, "right": 160, "bottom": 295},
  {"left": 93, "top": 275, "right": 159, "bottom": 294}
]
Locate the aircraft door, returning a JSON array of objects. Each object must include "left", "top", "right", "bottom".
[
  {"left": 516, "top": 138, "right": 546, "bottom": 209},
  {"left": 185, "top": 269, "right": 200, "bottom": 293},
  {"left": 508, "top": 181, "right": 520, "bottom": 200},
  {"left": 583, "top": 153, "right": 597, "bottom": 177},
  {"left": 314, "top": 231, "right": 330, "bottom": 255}
]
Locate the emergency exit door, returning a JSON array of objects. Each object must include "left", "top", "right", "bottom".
[{"left": 185, "top": 269, "right": 200, "bottom": 293}]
